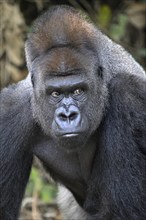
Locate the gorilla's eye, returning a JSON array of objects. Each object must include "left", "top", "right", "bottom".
[
  {"left": 73, "top": 88, "right": 83, "bottom": 96},
  {"left": 51, "top": 91, "right": 60, "bottom": 98}
]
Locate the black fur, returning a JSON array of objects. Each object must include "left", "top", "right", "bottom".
[
  {"left": 0, "top": 78, "right": 34, "bottom": 219},
  {"left": 84, "top": 74, "right": 146, "bottom": 220}
]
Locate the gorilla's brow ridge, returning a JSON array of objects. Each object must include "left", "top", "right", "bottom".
[
  {"left": 31, "top": 43, "right": 76, "bottom": 64},
  {"left": 47, "top": 43, "right": 75, "bottom": 52},
  {"left": 47, "top": 69, "right": 86, "bottom": 77}
]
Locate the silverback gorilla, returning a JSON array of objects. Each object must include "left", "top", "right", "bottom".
[{"left": 0, "top": 5, "right": 146, "bottom": 220}]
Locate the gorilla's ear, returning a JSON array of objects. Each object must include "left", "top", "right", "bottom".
[
  {"left": 30, "top": 71, "right": 35, "bottom": 87},
  {"left": 84, "top": 73, "right": 146, "bottom": 218},
  {"left": 97, "top": 66, "right": 104, "bottom": 79}
]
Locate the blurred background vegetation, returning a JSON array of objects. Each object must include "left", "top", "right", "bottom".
[{"left": 0, "top": 0, "right": 146, "bottom": 219}]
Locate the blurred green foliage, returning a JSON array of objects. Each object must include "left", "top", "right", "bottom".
[
  {"left": 96, "top": 3, "right": 146, "bottom": 65},
  {"left": 98, "top": 5, "right": 112, "bottom": 28},
  {"left": 26, "top": 167, "right": 57, "bottom": 203},
  {"left": 110, "top": 14, "right": 128, "bottom": 41}
]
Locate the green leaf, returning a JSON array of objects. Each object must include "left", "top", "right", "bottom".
[
  {"left": 98, "top": 5, "right": 112, "bottom": 28},
  {"left": 110, "top": 14, "right": 128, "bottom": 41},
  {"left": 40, "top": 185, "right": 57, "bottom": 203}
]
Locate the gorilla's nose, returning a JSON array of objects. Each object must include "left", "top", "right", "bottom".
[{"left": 55, "top": 105, "right": 81, "bottom": 128}]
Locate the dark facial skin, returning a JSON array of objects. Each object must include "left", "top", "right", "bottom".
[{"left": 46, "top": 73, "right": 90, "bottom": 149}]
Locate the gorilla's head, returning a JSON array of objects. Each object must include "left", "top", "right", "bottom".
[{"left": 25, "top": 6, "right": 108, "bottom": 151}]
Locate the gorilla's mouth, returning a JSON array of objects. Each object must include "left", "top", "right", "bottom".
[{"left": 62, "top": 133, "right": 79, "bottom": 137}]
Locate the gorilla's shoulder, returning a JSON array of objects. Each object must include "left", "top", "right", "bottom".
[
  {"left": 109, "top": 73, "right": 146, "bottom": 102},
  {"left": 0, "top": 77, "right": 32, "bottom": 113}
]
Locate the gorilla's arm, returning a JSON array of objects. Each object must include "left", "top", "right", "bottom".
[
  {"left": 84, "top": 74, "right": 146, "bottom": 220},
  {"left": 0, "top": 77, "right": 35, "bottom": 220}
]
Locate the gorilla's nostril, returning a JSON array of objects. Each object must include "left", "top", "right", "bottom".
[
  {"left": 59, "top": 112, "right": 78, "bottom": 122},
  {"left": 69, "top": 112, "right": 78, "bottom": 121},
  {"left": 56, "top": 105, "right": 80, "bottom": 124},
  {"left": 59, "top": 113, "right": 67, "bottom": 121}
]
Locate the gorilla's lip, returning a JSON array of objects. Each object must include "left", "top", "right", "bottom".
[{"left": 62, "top": 133, "right": 79, "bottom": 137}]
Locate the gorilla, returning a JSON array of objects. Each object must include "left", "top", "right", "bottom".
[{"left": 0, "top": 5, "right": 146, "bottom": 220}]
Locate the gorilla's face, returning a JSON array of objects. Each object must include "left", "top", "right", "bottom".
[{"left": 32, "top": 48, "right": 108, "bottom": 151}]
